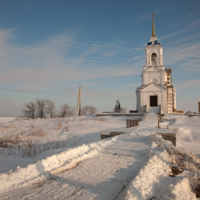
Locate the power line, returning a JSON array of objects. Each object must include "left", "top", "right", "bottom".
[
  {"left": 0, "top": 86, "right": 79, "bottom": 93},
  {"left": 0, "top": 85, "right": 137, "bottom": 99},
  {"left": 82, "top": 86, "right": 136, "bottom": 99}
]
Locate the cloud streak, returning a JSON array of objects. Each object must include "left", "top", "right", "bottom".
[
  {"left": 175, "top": 79, "right": 200, "bottom": 89},
  {"left": 164, "top": 42, "right": 200, "bottom": 71},
  {"left": 0, "top": 29, "right": 143, "bottom": 90},
  {"left": 159, "top": 17, "right": 200, "bottom": 42},
  {"left": 125, "top": 83, "right": 140, "bottom": 87}
]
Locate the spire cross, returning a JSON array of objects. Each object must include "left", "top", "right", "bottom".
[{"left": 151, "top": 13, "right": 155, "bottom": 19}]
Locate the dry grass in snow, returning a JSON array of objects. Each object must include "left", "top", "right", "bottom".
[{"left": 0, "top": 116, "right": 125, "bottom": 158}]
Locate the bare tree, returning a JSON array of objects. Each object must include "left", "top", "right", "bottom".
[
  {"left": 45, "top": 99, "right": 56, "bottom": 118},
  {"left": 35, "top": 99, "right": 46, "bottom": 118},
  {"left": 58, "top": 104, "right": 75, "bottom": 118},
  {"left": 81, "top": 105, "right": 98, "bottom": 115},
  {"left": 22, "top": 102, "right": 36, "bottom": 119},
  {"left": 88, "top": 106, "right": 97, "bottom": 115},
  {"left": 81, "top": 105, "right": 89, "bottom": 115}
]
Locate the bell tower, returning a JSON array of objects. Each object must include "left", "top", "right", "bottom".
[
  {"left": 145, "top": 13, "right": 163, "bottom": 67},
  {"left": 135, "top": 14, "right": 177, "bottom": 114}
]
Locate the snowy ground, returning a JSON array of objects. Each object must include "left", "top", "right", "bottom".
[
  {"left": 161, "top": 114, "right": 200, "bottom": 156},
  {"left": 0, "top": 114, "right": 199, "bottom": 199},
  {"left": 0, "top": 116, "right": 138, "bottom": 173}
]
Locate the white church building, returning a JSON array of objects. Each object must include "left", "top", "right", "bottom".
[{"left": 136, "top": 14, "right": 176, "bottom": 114}]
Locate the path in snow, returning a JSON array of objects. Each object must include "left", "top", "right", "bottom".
[
  {"left": 0, "top": 116, "right": 136, "bottom": 173},
  {"left": 1, "top": 114, "right": 199, "bottom": 199},
  {"left": 0, "top": 126, "right": 154, "bottom": 200}
]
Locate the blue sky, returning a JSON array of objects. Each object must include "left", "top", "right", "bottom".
[{"left": 0, "top": 0, "right": 200, "bottom": 116}]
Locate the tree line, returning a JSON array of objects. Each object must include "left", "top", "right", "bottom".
[{"left": 22, "top": 99, "right": 97, "bottom": 119}]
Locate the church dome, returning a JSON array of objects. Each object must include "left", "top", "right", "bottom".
[{"left": 147, "top": 40, "right": 161, "bottom": 46}]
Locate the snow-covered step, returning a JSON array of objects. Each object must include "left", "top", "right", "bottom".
[{"left": 146, "top": 106, "right": 160, "bottom": 114}]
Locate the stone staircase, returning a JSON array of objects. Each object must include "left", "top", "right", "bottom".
[{"left": 146, "top": 106, "right": 160, "bottom": 114}]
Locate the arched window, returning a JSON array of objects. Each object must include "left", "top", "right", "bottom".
[{"left": 151, "top": 53, "right": 157, "bottom": 65}]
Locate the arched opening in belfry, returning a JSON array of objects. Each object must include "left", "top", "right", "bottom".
[{"left": 151, "top": 53, "right": 157, "bottom": 65}]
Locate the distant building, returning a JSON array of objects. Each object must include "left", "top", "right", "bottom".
[
  {"left": 136, "top": 14, "right": 176, "bottom": 114},
  {"left": 114, "top": 100, "right": 121, "bottom": 113}
]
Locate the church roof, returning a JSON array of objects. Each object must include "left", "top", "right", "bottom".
[
  {"left": 143, "top": 66, "right": 164, "bottom": 72},
  {"left": 136, "top": 82, "right": 167, "bottom": 92}
]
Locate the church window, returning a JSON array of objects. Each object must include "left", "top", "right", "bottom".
[{"left": 151, "top": 53, "right": 157, "bottom": 65}]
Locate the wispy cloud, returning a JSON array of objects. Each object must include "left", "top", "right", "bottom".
[
  {"left": 175, "top": 79, "right": 200, "bottom": 89},
  {"left": 138, "top": 12, "right": 153, "bottom": 20},
  {"left": 134, "top": 47, "right": 143, "bottom": 51},
  {"left": 188, "top": 12, "right": 199, "bottom": 17},
  {"left": 125, "top": 83, "right": 140, "bottom": 87},
  {"left": 164, "top": 41, "right": 200, "bottom": 71},
  {"left": 159, "top": 17, "right": 200, "bottom": 41},
  {"left": 172, "top": 32, "right": 200, "bottom": 45},
  {"left": 0, "top": 29, "right": 143, "bottom": 90},
  {"left": 137, "top": 8, "right": 167, "bottom": 21}
]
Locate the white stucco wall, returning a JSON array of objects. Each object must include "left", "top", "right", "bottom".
[
  {"left": 136, "top": 91, "right": 140, "bottom": 112},
  {"left": 136, "top": 84, "right": 167, "bottom": 113},
  {"left": 142, "top": 70, "right": 166, "bottom": 85}
]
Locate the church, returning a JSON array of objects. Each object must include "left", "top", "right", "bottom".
[{"left": 136, "top": 14, "right": 176, "bottom": 114}]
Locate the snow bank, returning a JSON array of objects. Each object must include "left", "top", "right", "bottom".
[
  {"left": 119, "top": 133, "right": 200, "bottom": 200},
  {"left": 0, "top": 138, "right": 112, "bottom": 193},
  {"left": 122, "top": 155, "right": 171, "bottom": 200},
  {"left": 0, "top": 117, "right": 16, "bottom": 123},
  {"left": 161, "top": 114, "right": 200, "bottom": 155}
]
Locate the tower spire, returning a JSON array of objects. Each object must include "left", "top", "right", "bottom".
[{"left": 151, "top": 13, "right": 156, "bottom": 37}]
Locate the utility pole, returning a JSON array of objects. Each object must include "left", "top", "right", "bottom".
[
  {"left": 79, "top": 86, "right": 81, "bottom": 116},
  {"left": 76, "top": 86, "right": 81, "bottom": 117}
]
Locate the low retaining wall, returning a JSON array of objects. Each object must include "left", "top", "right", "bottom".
[
  {"left": 96, "top": 113, "right": 143, "bottom": 117},
  {"left": 126, "top": 119, "right": 139, "bottom": 128},
  {"left": 155, "top": 132, "right": 176, "bottom": 146},
  {"left": 101, "top": 129, "right": 176, "bottom": 146},
  {"left": 101, "top": 131, "right": 125, "bottom": 139}
]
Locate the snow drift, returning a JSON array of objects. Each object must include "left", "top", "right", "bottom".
[{"left": 0, "top": 138, "right": 112, "bottom": 193}]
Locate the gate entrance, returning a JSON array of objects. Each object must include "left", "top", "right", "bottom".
[{"left": 150, "top": 95, "right": 158, "bottom": 107}]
